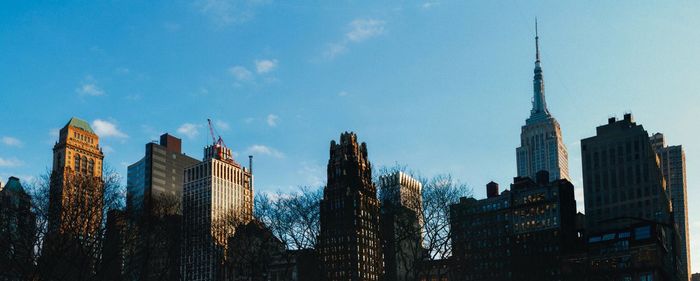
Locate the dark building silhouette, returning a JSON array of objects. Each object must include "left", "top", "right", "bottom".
[
  {"left": 450, "top": 171, "right": 577, "bottom": 281},
  {"left": 0, "top": 176, "right": 36, "bottom": 281},
  {"left": 101, "top": 209, "right": 128, "bottom": 281},
  {"left": 268, "top": 249, "right": 322, "bottom": 281},
  {"left": 379, "top": 172, "right": 423, "bottom": 281},
  {"left": 651, "top": 133, "right": 690, "bottom": 281},
  {"left": 126, "top": 133, "right": 199, "bottom": 280},
  {"left": 226, "top": 219, "right": 285, "bottom": 281},
  {"left": 561, "top": 222, "right": 680, "bottom": 281},
  {"left": 318, "top": 132, "right": 383, "bottom": 281},
  {"left": 692, "top": 273, "right": 700, "bottom": 281},
  {"left": 580, "top": 114, "right": 671, "bottom": 233}
]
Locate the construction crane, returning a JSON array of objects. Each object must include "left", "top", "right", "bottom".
[{"left": 207, "top": 119, "right": 231, "bottom": 162}]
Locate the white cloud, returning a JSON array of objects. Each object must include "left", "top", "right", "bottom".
[
  {"left": 229, "top": 66, "right": 253, "bottom": 81},
  {"left": 102, "top": 145, "right": 115, "bottom": 154},
  {"left": 323, "top": 18, "right": 386, "bottom": 59},
  {"left": 1, "top": 137, "right": 22, "bottom": 147},
  {"left": 76, "top": 83, "right": 105, "bottom": 96},
  {"left": 177, "top": 123, "right": 201, "bottom": 139},
  {"left": 255, "top": 59, "right": 278, "bottom": 74},
  {"left": 0, "top": 157, "right": 23, "bottom": 167},
  {"left": 243, "top": 117, "right": 255, "bottom": 124},
  {"left": 245, "top": 144, "right": 284, "bottom": 158},
  {"left": 215, "top": 120, "right": 230, "bottom": 131},
  {"left": 92, "top": 119, "right": 128, "bottom": 138},
  {"left": 266, "top": 114, "right": 278, "bottom": 127},
  {"left": 346, "top": 19, "right": 385, "bottom": 42},
  {"left": 297, "top": 161, "right": 324, "bottom": 187},
  {"left": 195, "top": 0, "right": 269, "bottom": 26},
  {"left": 422, "top": 1, "right": 440, "bottom": 8},
  {"left": 338, "top": 91, "right": 349, "bottom": 97}
]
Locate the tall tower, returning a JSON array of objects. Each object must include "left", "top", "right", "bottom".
[
  {"left": 516, "top": 21, "right": 570, "bottom": 182},
  {"left": 43, "top": 117, "right": 105, "bottom": 279},
  {"left": 319, "top": 132, "right": 383, "bottom": 281},
  {"left": 181, "top": 139, "right": 253, "bottom": 281},
  {"left": 650, "top": 133, "right": 690, "bottom": 281}
]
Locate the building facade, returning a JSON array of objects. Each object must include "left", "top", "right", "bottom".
[
  {"left": 450, "top": 171, "right": 578, "bottom": 281},
  {"left": 318, "top": 132, "right": 383, "bottom": 281},
  {"left": 580, "top": 114, "right": 672, "bottom": 233},
  {"left": 182, "top": 143, "right": 253, "bottom": 281},
  {"left": 0, "top": 177, "right": 36, "bottom": 281},
  {"left": 516, "top": 26, "right": 570, "bottom": 182},
  {"left": 101, "top": 209, "right": 129, "bottom": 281},
  {"left": 42, "top": 117, "right": 105, "bottom": 279},
  {"left": 379, "top": 172, "right": 423, "bottom": 281},
  {"left": 126, "top": 133, "right": 200, "bottom": 280},
  {"left": 651, "top": 133, "right": 690, "bottom": 281}
]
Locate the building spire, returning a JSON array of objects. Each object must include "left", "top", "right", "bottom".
[{"left": 529, "top": 18, "right": 550, "bottom": 121}]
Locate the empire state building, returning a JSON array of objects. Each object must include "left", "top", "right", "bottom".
[{"left": 516, "top": 23, "right": 570, "bottom": 182}]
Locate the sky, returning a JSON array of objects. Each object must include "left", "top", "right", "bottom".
[{"left": 1, "top": 0, "right": 700, "bottom": 271}]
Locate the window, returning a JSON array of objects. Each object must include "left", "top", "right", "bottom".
[{"left": 634, "top": 226, "right": 651, "bottom": 240}]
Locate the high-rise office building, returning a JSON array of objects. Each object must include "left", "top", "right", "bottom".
[
  {"left": 42, "top": 117, "right": 105, "bottom": 279},
  {"left": 450, "top": 171, "right": 578, "bottom": 281},
  {"left": 580, "top": 114, "right": 671, "bottom": 233},
  {"left": 0, "top": 176, "right": 36, "bottom": 281},
  {"left": 126, "top": 133, "right": 200, "bottom": 280},
  {"left": 651, "top": 132, "right": 690, "bottom": 281},
  {"left": 318, "top": 132, "right": 383, "bottom": 281},
  {"left": 379, "top": 172, "right": 423, "bottom": 281},
  {"left": 182, "top": 142, "right": 253, "bottom": 281},
  {"left": 516, "top": 23, "right": 570, "bottom": 182}
]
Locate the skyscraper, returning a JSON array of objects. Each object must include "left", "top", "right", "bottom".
[
  {"left": 516, "top": 22, "right": 570, "bottom": 182},
  {"left": 126, "top": 133, "right": 200, "bottom": 280},
  {"left": 0, "top": 176, "right": 36, "bottom": 281},
  {"left": 182, "top": 141, "right": 253, "bottom": 281},
  {"left": 379, "top": 172, "right": 423, "bottom": 281},
  {"left": 581, "top": 114, "right": 671, "bottom": 232},
  {"left": 318, "top": 132, "right": 383, "bottom": 281},
  {"left": 42, "top": 117, "right": 105, "bottom": 279},
  {"left": 651, "top": 132, "right": 690, "bottom": 281}
]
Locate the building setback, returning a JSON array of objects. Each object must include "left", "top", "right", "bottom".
[
  {"left": 181, "top": 142, "right": 253, "bottom": 281},
  {"left": 318, "top": 132, "right": 383, "bottom": 281},
  {"left": 450, "top": 171, "right": 577, "bottom": 281},
  {"left": 0, "top": 176, "right": 36, "bottom": 281},
  {"left": 126, "top": 133, "right": 200, "bottom": 280},
  {"left": 651, "top": 133, "right": 691, "bottom": 281},
  {"left": 379, "top": 172, "right": 423, "bottom": 281},
  {"left": 516, "top": 23, "right": 570, "bottom": 182},
  {"left": 580, "top": 114, "right": 671, "bottom": 233}
]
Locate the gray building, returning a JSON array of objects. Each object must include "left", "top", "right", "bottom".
[
  {"left": 182, "top": 143, "right": 253, "bottom": 281},
  {"left": 516, "top": 24, "right": 570, "bottom": 182},
  {"left": 126, "top": 133, "right": 200, "bottom": 280},
  {"left": 379, "top": 172, "right": 423, "bottom": 281},
  {"left": 581, "top": 114, "right": 671, "bottom": 233},
  {"left": 651, "top": 133, "right": 690, "bottom": 281}
]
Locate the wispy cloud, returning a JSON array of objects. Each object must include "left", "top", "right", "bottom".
[
  {"left": 266, "top": 114, "right": 278, "bottom": 127},
  {"left": 255, "top": 59, "right": 278, "bottom": 74},
  {"left": 177, "top": 123, "right": 201, "bottom": 139},
  {"left": 76, "top": 76, "right": 105, "bottom": 96},
  {"left": 245, "top": 144, "right": 284, "bottom": 158},
  {"left": 229, "top": 66, "right": 253, "bottom": 81},
  {"left": 0, "top": 157, "right": 23, "bottom": 167},
  {"left": 92, "top": 119, "right": 128, "bottom": 138},
  {"left": 194, "top": 0, "right": 270, "bottom": 26},
  {"left": 323, "top": 18, "right": 386, "bottom": 59},
  {"left": 102, "top": 145, "right": 115, "bottom": 154},
  {"left": 297, "top": 161, "right": 324, "bottom": 187},
  {"left": 338, "top": 91, "right": 349, "bottom": 97},
  {"left": 215, "top": 120, "right": 230, "bottom": 131},
  {"left": 422, "top": 1, "right": 440, "bottom": 8},
  {"left": 1, "top": 136, "right": 22, "bottom": 147}
]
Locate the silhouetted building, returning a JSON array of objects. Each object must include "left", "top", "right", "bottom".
[
  {"left": 101, "top": 209, "right": 128, "bottom": 281},
  {"left": 561, "top": 222, "right": 680, "bottom": 281},
  {"left": 227, "top": 220, "right": 285, "bottom": 281},
  {"left": 580, "top": 114, "right": 671, "bottom": 233},
  {"left": 42, "top": 117, "right": 105, "bottom": 280},
  {"left": 126, "top": 133, "right": 200, "bottom": 280},
  {"left": 450, "top": 171, "right": 577, "bottom": 281},
  {"left": 318, "top": 132, "right": 383, "bottom": 281},
  {"left": 651, "top": 133, "right": 690, "bottom": 281},
  {"left": 182, "top": 141, "right": 253, "bottom": 281},
  {"left": 0, "top": 177, "right": 36, "bottom": 281},
  {"left": 379, "top": 172, "right": 423, "bottom": 281},
  {"left": 692, "top": 273, "right": 700, "bottom": 281},
  {"left": 516, "top": 23, "right": 570, "bottom": 182},
  {"left": 417, "top": 259, "right": 450, "bottom": 281}
]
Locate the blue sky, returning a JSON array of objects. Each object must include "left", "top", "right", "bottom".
[{"left": 1, "top": 0, "right": 700, "bottom": 271}]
